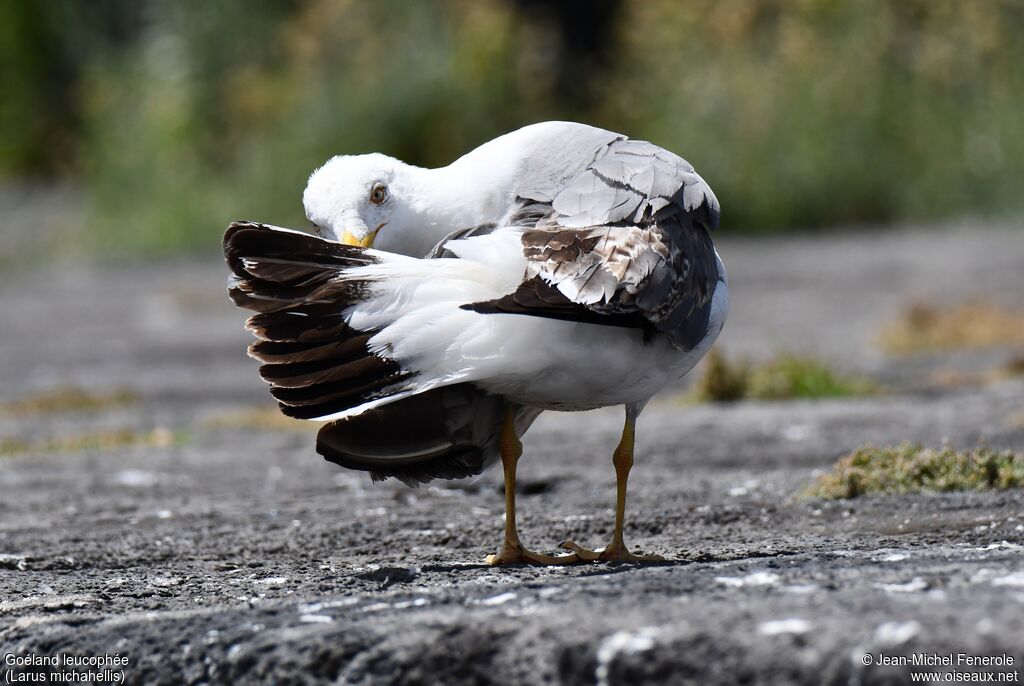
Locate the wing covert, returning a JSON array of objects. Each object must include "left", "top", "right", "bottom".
[{"left": 468, "top": 136, "right": 723, "bottom": 351}]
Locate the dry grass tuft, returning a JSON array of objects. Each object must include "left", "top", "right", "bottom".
[
  {"left": 803, "top": 443, "right": 1024, "bottom": 500},
  {"left": 880, "top": 300, "right": 1024, "bottom": 355},
  {"left": 693, "top": 350, "right": 751, "bottom": 402},
  {"left": 926, "top": 353, "right": 1024, "bottom": 389},
  {"left": 0, "top": 427, "right": 182, "bottom": 457},
  {"left": 1004, "top": 352, "right": 1024, "bottom": 377},
  {"left": 205, "top": 406, "right": 316, "bottom": 432},
  {"left": 0, "top": 387, "right": 139, "bottom": 416},
  {"left": 692, "top": 350, "right": 877, "bottom": 403}
]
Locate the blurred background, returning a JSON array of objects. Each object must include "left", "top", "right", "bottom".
[
  {"left": 3, "top": 0, "right": 1024, "bottom": 259},
  {"left": 3, "top": 4, "right": 1024, "bottom": 672}
]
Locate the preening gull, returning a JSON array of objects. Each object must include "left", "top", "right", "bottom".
[{"left": 224, "top": 121, "right": 728, "bottom": 564}]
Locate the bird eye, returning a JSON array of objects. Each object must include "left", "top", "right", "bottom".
[{"left": 369, "top": 184, "right": 388, "bottom": 205}]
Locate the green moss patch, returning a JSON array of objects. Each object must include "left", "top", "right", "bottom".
[
  {"left": 693, "top": 350, "right": 877, "bottom": 402},
  {"left": 803, "top": 443, "right": 1024, "bottom": 500}
]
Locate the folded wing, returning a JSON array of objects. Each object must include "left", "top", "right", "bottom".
[{"left": 467, "top": 138, "right": 722, "bottom": 351}]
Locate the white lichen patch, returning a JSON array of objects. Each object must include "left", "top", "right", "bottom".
[
  {"left": 782, "top": 584, "right": 819, "bottom": 594},
  {"left": 991, "top": 572, "right": 1024, "bottom": 587},
  {"left": 874, "top": 620, "right": 921, "bottom": 645},
  {"left": 714, "top": 571, "right": 780, "bottom": 588},
  {"left": 595, "top": 628, "right": 660, "bottom": 686},
  {"left": 874, "top": 577, "right": 928, "bottom": 594},
  {"left": 758, "top": 618, "right": 812, "bottom": 636},
  {"left": 298, "top": 613, "right": 334, "bottom": 623},
  {"left": 477, "top": 591, "right": 517, "bottom": 606}
]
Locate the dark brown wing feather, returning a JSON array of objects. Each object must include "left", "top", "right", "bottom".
[
  {"left": 225, "top": 222, "right": 413, "bottom": 421},
  {"left": 224, "top": 221, "right": 541, "bottom": 486},
  {"left": 463, "top": 276, "right": 649, "bottom": 332}
]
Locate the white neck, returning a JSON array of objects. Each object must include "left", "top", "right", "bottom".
[{"left": 375, "top": 134, "right": 529, "bottom": 256}]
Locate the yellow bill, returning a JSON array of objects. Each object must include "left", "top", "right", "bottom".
[{"left": 340, "top": 230, "right": 375, "bottom": 247}]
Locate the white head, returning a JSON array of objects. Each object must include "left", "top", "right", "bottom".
[
  {"left": 303, "top": 153, "right": 417, "bottom": 250},
  {"left": 303, "top": 149, "right": 513, "bottom": 257}
]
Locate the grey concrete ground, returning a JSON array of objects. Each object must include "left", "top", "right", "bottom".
[{"left": 1, "top": 223, "right": 1023, "bottom": 685}]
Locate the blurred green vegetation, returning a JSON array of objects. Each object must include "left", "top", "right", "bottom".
[
  {"left": 691, "top": 349, "right": 877, "bottom": 402},
  {"left": 803, "top": 443, "right": 1024, "bottom": 500},
  {"left": 3, "top": 0, "right": 1024, "bottom": 255}
]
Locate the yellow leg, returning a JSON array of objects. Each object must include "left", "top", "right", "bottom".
[
  {"left": 486, "top": 407, "right": 579, "bottom": 566},
  {"left": 562, "top": 410, "right": 665, "bottom": 563}
]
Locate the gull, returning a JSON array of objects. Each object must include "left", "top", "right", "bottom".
[{"left": 224, "top": 121, "right": 728, "bottom": 564}]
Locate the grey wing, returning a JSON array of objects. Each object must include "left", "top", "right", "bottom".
[
  {"left": 547, "top": 137, "right": 719, "bottom": 230},
  {"left": 503, "top": 138, "right": 722, "bottom": 350},
  {"left": 512, "top": 123, "right": 624, "bottom": 204}
]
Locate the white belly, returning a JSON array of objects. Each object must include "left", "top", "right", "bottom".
[{"left": 473, "top": 279, "right": 729, "bottom": 411}]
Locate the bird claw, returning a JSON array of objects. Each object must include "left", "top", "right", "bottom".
[
  {"left": 486, "top": 543, "right": 580, "bottom": 566},
  {"left": 559, "top": 540, "right": 603, "bottom": 562},
  {"left": 561, "top": 540, "right": 666, "bottom": 563}
]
